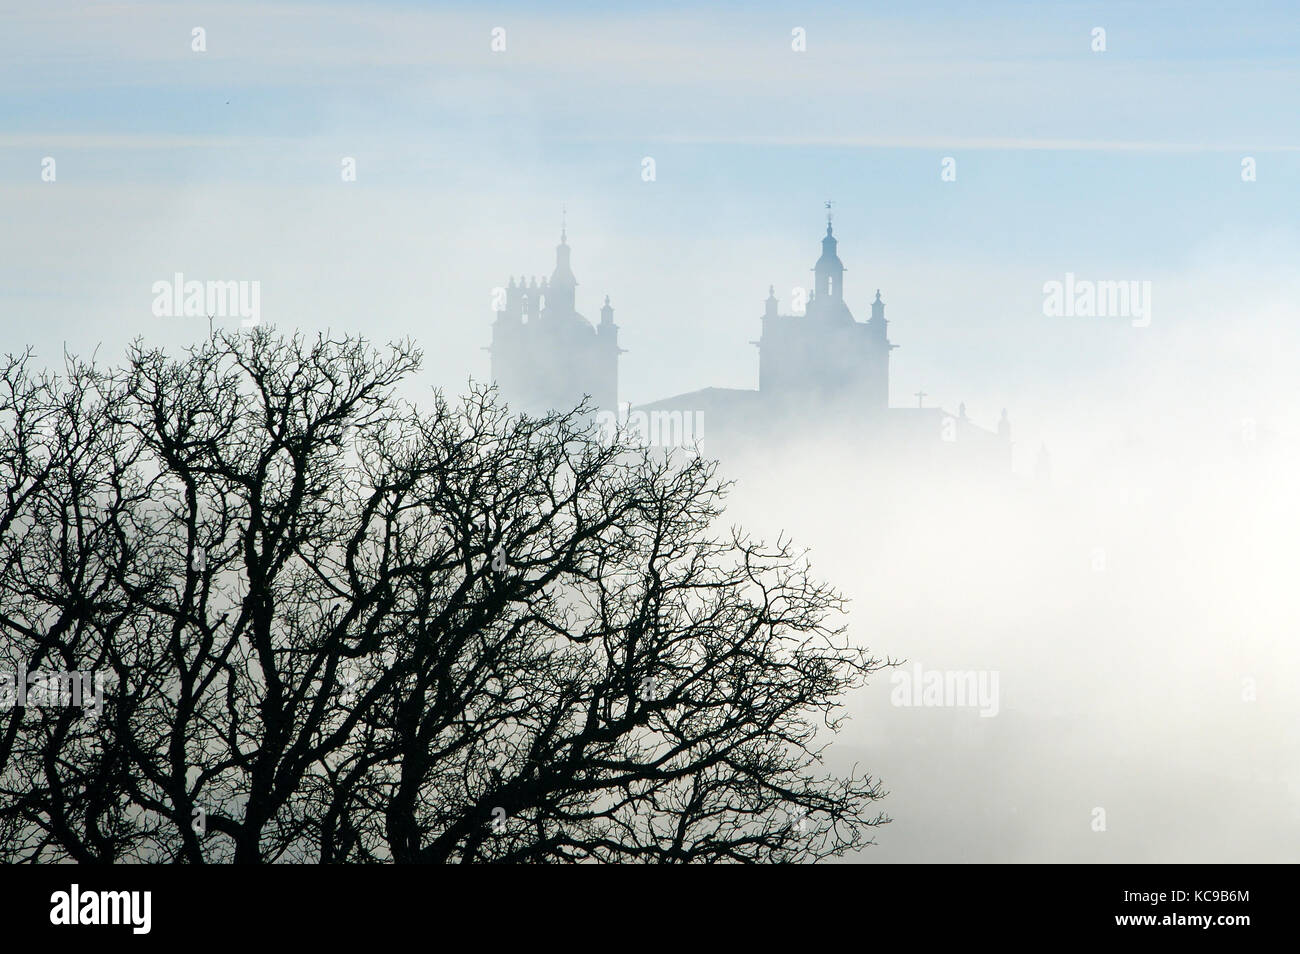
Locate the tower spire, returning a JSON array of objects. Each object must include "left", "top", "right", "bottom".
[
  {"left": 814, "top": 206, "right": 844, "bottom": 302},
  {"left": 561, "top": 205, "right": 567, "bottom": 244},
  {"left": 549, "top": 214, "right": 577, "bottom": 315}
]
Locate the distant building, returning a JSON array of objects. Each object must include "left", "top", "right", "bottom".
[
  {"left": 487, "top": 226, "right": 621, "bottom": 416},
  {"left": 758, "top": 220, "right": 893, "bottom": 415},
  {"left": 637, "top": 217, "right": 1010, "bottom": 469},
  {"left": 487, "top": 216, "right": 1010, "bottom": 470}
]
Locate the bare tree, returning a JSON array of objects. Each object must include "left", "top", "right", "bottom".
[{"left": 0, "top": 329, "right": 889, "bottom": 863}]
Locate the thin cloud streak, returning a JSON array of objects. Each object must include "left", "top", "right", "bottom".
[{"left": 634, "top": 133, "right": 1300, "bottom": 153}]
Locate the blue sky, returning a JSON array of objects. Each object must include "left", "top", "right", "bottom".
[{"left": 3, "top": 0, "right": 1299, "bottom": 462}]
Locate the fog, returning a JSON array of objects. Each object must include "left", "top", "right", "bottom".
[{"left": 705, "top": 273, "right": 1300, "bottom": 862}]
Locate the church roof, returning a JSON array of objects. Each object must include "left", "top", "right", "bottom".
[{"left": 635, "top": 387, "right": 758, "bottom": 412}]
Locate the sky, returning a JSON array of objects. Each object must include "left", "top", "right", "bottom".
[
  {"left": 4, "top": 0, "right": 1300, "bottom": 446},
  {"left": 3, "top": 0, "right": 1299, "bottom": 861}
]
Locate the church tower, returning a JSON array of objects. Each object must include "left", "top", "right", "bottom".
[
  {"left": 814, "top": 221, "right": 844, "bottom": 304},
  {"left": 547, "top": 226, "right": 577, "bottom": 316},
  {"left": 488, "top": 224, "right": 621, "bottom": 417},
  {"left": 758, "top": 215, "right": 893, "bottom": 412},
  {"left": 863, "top": 289, "right": 893, "bottom": 410},
  {"left": 805, "top": 213, "right": 855, "bottom": 324}
]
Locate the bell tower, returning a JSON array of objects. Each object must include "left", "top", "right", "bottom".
[
  {"left": 814, "top": 203, "right": 844, "bottom": 304},
  {"left": 546, "top": 221, "right": 577, "bottom": 318},
  {"left": 488, "top": 219, "right": 621, "bottom": 416}
]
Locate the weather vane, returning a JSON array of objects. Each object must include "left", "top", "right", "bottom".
[{"left": 825, "top": 199, "right": 833, "bottom": 224}]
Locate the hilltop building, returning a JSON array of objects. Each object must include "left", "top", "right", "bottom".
[
  {"left": 486, "top": 216, "right": 1009, "bottom": 470},
  {"left": 487, "top": 225, "right": 621, "bottom": 416}
]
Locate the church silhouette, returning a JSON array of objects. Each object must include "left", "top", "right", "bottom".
[
  {"left": 488, "top": 214, "right": 1010, "bottom": 470},
  {"left": 487, "top": 223, "right": 621, "bottom": 416}
]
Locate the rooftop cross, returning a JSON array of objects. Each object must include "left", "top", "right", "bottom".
[{"left": 915, "top": 389, "right": 927, "bottom": 408}]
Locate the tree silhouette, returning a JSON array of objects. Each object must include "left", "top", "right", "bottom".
[{"left": 0, "top": 330, "right": 889, "bottom": 863}]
